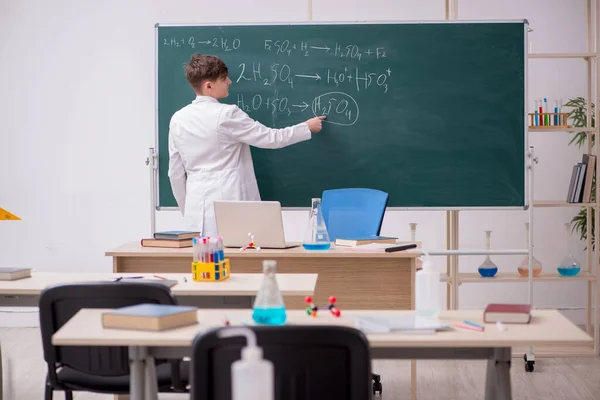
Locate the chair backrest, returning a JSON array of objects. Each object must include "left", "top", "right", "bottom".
[
  {"left": 321, "top": 188, "right": 389, "bottom": 240},
  {"left": 190, "top": 325, "right": 371, "bottom": 400},
  {"left": 39, "top": 282, "right": 177, "bottom": 382}
]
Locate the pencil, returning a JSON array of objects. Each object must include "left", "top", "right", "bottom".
[{"left": 153, "top": 275, "right": 167, "bottom": 280}]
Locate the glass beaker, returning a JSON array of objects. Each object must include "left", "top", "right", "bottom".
[
  {"left": 478, "top": 230, "right": 498, "bottom": 277},
  {"left": 302, "top": 198, "right": 331, "bottom": 250},
  {"left": 518, "top": 222, "right": 542, "bottom": 277},
  {"left": 252, "top": 260, "right": 287, "bottom": 325},
  {"left": 557, "top": 222, "right": 581, "bottom": 276}
]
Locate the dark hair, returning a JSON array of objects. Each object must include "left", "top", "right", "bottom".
[{"left": 184, "top": 53, "right": 229, "bottom": 91}]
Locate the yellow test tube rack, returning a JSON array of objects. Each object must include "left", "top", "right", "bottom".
[{"left": 192, "top": 258, "right": 231, "bottom": 282}]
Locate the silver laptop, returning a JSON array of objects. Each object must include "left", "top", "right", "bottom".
[{"left": 213, "top": 200, "right": 300, "bottom": 249}]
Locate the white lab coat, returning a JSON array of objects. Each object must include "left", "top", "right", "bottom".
[{"left": 168, "top": 95, "right": 312, "bottom": 236}]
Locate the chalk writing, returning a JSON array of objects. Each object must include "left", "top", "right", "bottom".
[
  {"left": 236, "top": 91, "right": 294, "bottom": 117},
  {"left": 235, "top": 62, "right": 294, "bottom": 89},
  {"left": 261, "top": 39, "right": 386, "bottom": 60},
  {"left": 312, "top": 92, "right": 359, "bottom": 126},
  {"left": 163, "top": 37, "right": 241, "bottom": 51},
  {"left": 326, "top": 67, "right": 391, "bottom": 93}
]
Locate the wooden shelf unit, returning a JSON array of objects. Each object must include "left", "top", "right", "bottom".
[
  {"left": 445, "top": 0, "right": 600, "bottom": 358},
  {"left": 457, "top": 271, "right": 597, "bottom": 284}
]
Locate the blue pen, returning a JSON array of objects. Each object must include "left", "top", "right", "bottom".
[{"left": 463, "top": 320, "right": 484, "bottom": 330}]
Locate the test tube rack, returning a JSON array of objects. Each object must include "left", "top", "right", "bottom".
[
  {"left": 528, "top": 112, "right": 570, "bottom": 129},
  {"left": 192, "top": 259, "right": 231, "bottom": 282}
]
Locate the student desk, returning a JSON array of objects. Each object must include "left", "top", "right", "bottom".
[
  {"left": 0, "top": 272, "right": 317, "bottom": 308},
  {"left": 52, "top": 308, "right": 592, "bottom": 400},
  {"left": 106, "top": 242, "right": 420, "bottom": 310}
]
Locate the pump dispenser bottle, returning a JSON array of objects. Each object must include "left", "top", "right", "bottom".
[{"left": 217, "top": 327, "right": 274, "bottom": 400}]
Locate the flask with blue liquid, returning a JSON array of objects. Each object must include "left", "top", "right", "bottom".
[
  {"left": 252, "top": 260, "right": 287, "bottom": 325},
  {"left": 302, "top": 197, "right": 331, "bottom": 250}
]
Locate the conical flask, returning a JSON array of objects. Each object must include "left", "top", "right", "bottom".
[
  {"left": 252, "top": 260, "right": 287, "bottom": 325},
  {"left": 302, "top": 198, "right": 331, "bottom": 250},
  {"left": 558, "top": 222, "right": 581, "bottom": 276}
]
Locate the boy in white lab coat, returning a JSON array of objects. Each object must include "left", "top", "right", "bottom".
[{"left": 168, "top": 53, "right": 326, "bottom": 236}]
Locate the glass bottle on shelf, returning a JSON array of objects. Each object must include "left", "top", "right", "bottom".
[
  {"left": 478, "top": 230, "right": 498, "bottom": 277},
  {"left": 557, "top": 222, "right": 581, "bottom": 277},
  {"left": 518, "top": 222, "right": 542, "bottom": 277},
  {"left": 302, "top": 198, "right": 331, "bottom": 250},
  {"left": 409, "top": 223, "right": 423, "bottom": 270}
]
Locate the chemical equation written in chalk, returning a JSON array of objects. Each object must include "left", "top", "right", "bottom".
[
  {"left": 163, "top": 37, "right": 241, "bottom": 51},
  {"left": 235, "top": 62, "right": 390, "bottom": 93},
  {"left": 264, "top": 40, "right": 387, "bottom": 60}
]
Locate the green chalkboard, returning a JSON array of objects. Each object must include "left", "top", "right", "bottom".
[{"left": 156, "top": 21, "right": 526, "bottom": 208}]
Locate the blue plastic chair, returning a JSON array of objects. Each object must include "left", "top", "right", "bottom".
[{"left": 321, "top": 188, "right": 389, "bottom": 241}]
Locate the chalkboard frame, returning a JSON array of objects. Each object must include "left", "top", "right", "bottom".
[{"left": 153, "top": 19, "right": 529, "bottom": 211}]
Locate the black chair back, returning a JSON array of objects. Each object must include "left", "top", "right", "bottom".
[
  {"left": 39, "top": 281, "right": 177, "bottom": 386},
  {"left": 190, "top": 325, "right": 372, "bottom": 400}
]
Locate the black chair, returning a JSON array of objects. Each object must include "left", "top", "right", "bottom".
[
  {"left": 39, "top": 282, "right": 189, "bottom": 400},
  {"left": 190, "top": 325, "right": 371, "bottom": 400}
]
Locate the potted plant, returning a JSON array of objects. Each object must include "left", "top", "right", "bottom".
[{"left": 564, "top": 97, "right": 596, "bottom": 249}]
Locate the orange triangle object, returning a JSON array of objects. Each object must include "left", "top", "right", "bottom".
[{"left": 0, "top": 208, "right": 21, "bottom": 220}]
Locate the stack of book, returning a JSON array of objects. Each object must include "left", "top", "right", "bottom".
[
  {"left": 566, "top": 154, "right": 596, "bottom": 203},
  {"left": 141, "top": 231, "right": 200, "bottom": 248}
]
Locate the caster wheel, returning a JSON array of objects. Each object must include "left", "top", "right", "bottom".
[
  {"left": 372, "top": 381, "right": 382, "bottom": 395},
  {"left": 523, "top": 353, "right": 527, "bottom": 362},
  {"left": 525, "top": 361, "right": 534, "bottom": 372}
]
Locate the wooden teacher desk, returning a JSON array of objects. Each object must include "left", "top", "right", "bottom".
[{"left": 106, "top": 242, "right": 420, "bottom": 310}]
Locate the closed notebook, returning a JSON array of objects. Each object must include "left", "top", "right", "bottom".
[
  {"left": 483, "top": 303, "right": 531, "bottom": 324},
  {"left": 335, "top": 236, "right": 398, "bottom": 247},
  {"left": 102, "top": 304, "right": 198, "bottom": 331},
  {"left": 153, "top": 231, "right": 200, "bottom": 240},
  {"left": 0, "top": 268, "right": 31, "bottom": 281},
  {"left": 113, "top": 279, "right": 178, "bottom": 288}
]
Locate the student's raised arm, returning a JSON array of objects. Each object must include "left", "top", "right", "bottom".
[{"left": 217, "top": 104, "right": 325, "bottom": 149}]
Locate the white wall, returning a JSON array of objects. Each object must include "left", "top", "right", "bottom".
[{"left": 0, "top": 0, "right": 595, "bottom": 324}]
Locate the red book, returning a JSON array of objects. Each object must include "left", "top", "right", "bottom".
[{"left": 483, "top": 303, "right": 531, "bottom": 324}]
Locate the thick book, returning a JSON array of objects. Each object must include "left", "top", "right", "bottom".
[
  {"left": 153, "top": 231, "right": 200, "bottom": 240},
  {"left": 581, "top": 154, "right": 596, "bottom": 203},
  {"left": 0, "top": 268, "right": 31, "bottom": 281},
  {"left": 141, "top": 238, "right": 193, "bottom": 248},
  {"left": 483, "top": 303, "right": 531, "bottom": 324},
  {"left": 102, "top": 304, "right": 198, "bottom": 331},
  {"left": 335, "top": 236, "right": 398, "bottom": 247}
]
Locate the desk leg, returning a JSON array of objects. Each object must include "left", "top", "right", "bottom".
[
  {"left": 485, "top": 358, "right": 496, "bottom": 400},
  {"left": 410, "top": 360, "right": 417, "bottom": 400},
  {"left": 129, "top": 346, "right": 147, "bottom": 400},
  {"left": 485, "top": 348, "right": 512, "bottom": 400},
  {"left": 144, "top": 357, "right": 159, "bottom": 400}
]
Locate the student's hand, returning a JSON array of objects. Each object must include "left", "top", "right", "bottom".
[{"left": 306, "top": 115, "right": 326, "bottom": 133}]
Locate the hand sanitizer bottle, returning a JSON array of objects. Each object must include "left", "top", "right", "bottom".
[
  {"left": 217, "top": 327, "right": 274, "bottom": 400},
  {"left": 415, "top": 252, "right": 441, "bottom": 318}
]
